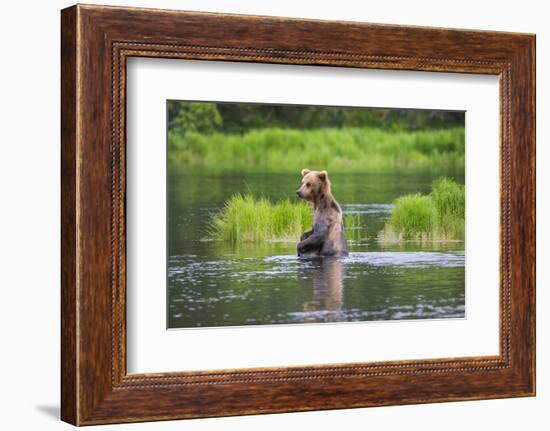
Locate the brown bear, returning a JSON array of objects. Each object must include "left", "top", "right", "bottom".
[{"left": 296, "top": 169, "right": 348, "bottom": 258}]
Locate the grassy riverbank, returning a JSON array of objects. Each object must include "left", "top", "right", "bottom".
[
  {"left": 379, "top": 178, "right": 465, "bottom": 243},
  {"left": 208, "top": 194, "right": 364, "bottom": 244},
  {"left": 169, "top": 126, "right": 465, "bottom": 172}
]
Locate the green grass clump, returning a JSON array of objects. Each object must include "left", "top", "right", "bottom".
[
  {"left": 379, "top": 177, "right": 464, "bottom": 242},
  {"left": 384, "top": 194, "right": 436, "bottom": 239},
  {"left": 431, "top": 177, "right": 465, "bottom": 239},
  {"left": 209, "top": 194, "right": 367, "bottom": 244},
  {"left": 208, "top": 194, "right": 311, "bottom": 243},
  {"left": 168, "top": 126, "right": 464, "bottom": 172}
]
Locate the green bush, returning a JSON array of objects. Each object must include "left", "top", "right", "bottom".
[
  {"left": 208, "top": 194, "right": 311, "bottom": 243},
  {"left": 379, "top": 177, "right": 465, "bottom": 242},
  {"left": 168, "top": 102, "right": 223, "bottom": 135},
  {"left": 386, "top": 194, "right": 436, "bottom": 239},
  {"left": 431, "top": 177, "right": 465, "bottom": 238}
]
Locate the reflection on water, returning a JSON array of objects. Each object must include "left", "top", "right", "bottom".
[
  {"left": 168, "top": 250, "right": 465, "bottom": 328},
  {"left": 302, "top": 258, "right": 345, "bottom": 322},
  {"left": 167, "top": 169, "right": 465, "bottom": 329}
]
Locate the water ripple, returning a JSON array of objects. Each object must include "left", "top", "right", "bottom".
[
  {"left": 341, "top": 203, "right": 394, "bottom": 215},
  {"left": 264, "top": 251, "right": 464, "bottom": 269}
]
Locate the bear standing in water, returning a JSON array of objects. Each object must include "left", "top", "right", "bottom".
[{"left": 296, "top": 169, "right": 348, "bottom": 258}]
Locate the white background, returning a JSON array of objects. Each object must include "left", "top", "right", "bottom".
[
  {"left": 0, "top": 0, "right": 547, "bottom": 430},
  {"left": 127, "top": 59, "right": 500, "bottom": 373}
]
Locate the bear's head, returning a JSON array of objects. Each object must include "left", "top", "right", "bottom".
[{"left": 296, "top": 169, "right": 331, "bottom": 203}]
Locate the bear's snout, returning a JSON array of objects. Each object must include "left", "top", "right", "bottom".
[{"left": 296, "top": 190, "right": 302, "bottom": 198}]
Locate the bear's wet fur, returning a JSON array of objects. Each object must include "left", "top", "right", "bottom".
[{"left": 296, "top": 169, "right": 348, "bottom": 258}]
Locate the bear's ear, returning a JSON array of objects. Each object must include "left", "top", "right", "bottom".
[
  {"left": 301, "top": 169, "right": 311, "bottom": 177},
  {"left": 318, "top": 170, "right": 328, "bottom": 181}
]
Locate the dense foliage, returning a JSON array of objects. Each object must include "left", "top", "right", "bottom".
[{"left": 168, "top": 101, "right": 465, "bottom": 134}]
